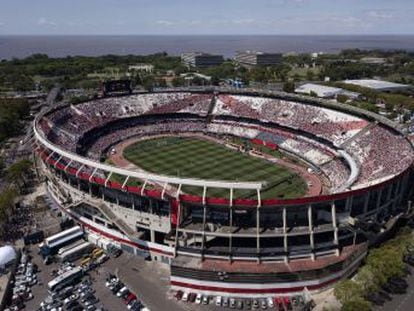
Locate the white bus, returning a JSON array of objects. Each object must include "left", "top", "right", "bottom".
[
  {"left": 57, "top": 242, "right": 94, "bottom": 263},
  {"left": 40, "top": 226, "right": 84, "bottom": 257},
  {"left": 48, "top": 266, "right": 83, "bottom": 292},
  {"left": 57, "top": 239, "right": 85, "bottom": 256}
]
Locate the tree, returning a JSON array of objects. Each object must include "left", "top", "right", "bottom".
[
  {"left": 365, "top": 246, "right": 405, "bottom": 288},
  {"left": 341, "top": 298, "right": 371, "bottom": 311},
  {"left": 0, "top": 157, "right": 4, "bottom": 176},
  {"left": 336, "top": 94, "right": 350, "bottom": 104},
  {"left": 142, "top": 76, "right": 155, "bottom": 91},
  {"left": 354, "top": 266, "right": 380, "bottom": 295},
  {"left": 309, "top": 91, "right": 318, "bottom": 97},
  {"left": 172, "top": 77, "right": 185, "bottom": 87},
  {"left": 6, "top": 159, "right": 32, "bottom": 192},
  {"left": 283, "top": 81, "right": 295, "bottom": 93},
  {"left": 0, "top": 188, "right": 18, "bottom": 224},
  {"left": 334, "top": 280, "right": 363, "bottom": 304},
  {"left": 306, "top": 70, "right": 315, "bottom": 81}
]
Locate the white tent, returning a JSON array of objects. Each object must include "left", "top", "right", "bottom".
[{"left": 0, "top": 246, "right": 16, "bottom": 269}]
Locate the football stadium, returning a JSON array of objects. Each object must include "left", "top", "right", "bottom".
[{"left": 33, "top": 87, "right": 414, "bottom": 297}]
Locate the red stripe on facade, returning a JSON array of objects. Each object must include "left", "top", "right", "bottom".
[{"left": 170, "top": 276, "right": 340, "bottom": 294}]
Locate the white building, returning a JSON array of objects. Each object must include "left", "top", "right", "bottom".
[
  {"left": 343, "top": 79, "right": 410, "bottom": 92},
  {"left": 128, "top": 64, "right": 154, "bottom": 73},
  {"left": 295, "top": 83, "right": 360, "bottom": 99}
]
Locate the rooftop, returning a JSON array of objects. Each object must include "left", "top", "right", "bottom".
[
  {"left": 295, "top": 83, "right": 360, "bottom": 99},
  {"left": 343, "top": 79, "right": 410, "bottom": 91}
]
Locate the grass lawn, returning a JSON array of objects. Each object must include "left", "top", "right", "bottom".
[{"left": 123, "top": 136, "right": 307, "bottom": 200}]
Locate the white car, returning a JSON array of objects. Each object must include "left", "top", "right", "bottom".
[
  {"left": 182, "top": 292, "right": 189, "bottom": 302},
  {"left": 215, "top": 296, "right": 222, "bottom": 306},
  {"left": 195, "top": 293, "right": 202, "bottom": 304},
  {"left": 116, "top": 286, "right": 128, "bottom": 297},
  {"left": 267, "top": 297, "right": 274, "bottom": 308}
]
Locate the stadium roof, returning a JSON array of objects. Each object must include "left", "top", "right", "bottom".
[
  {"left": 342, "top": 79, "right": 411, "bottom": 91},
  {"left": 295, "top": 83, "right": 360, "bottom": 99}
]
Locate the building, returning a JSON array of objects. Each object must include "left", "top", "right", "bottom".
[
  {"left": 359, "top": 57, "right": 387, "bottom": 65},
  {"left": 234, "top": 51, "right": 283, "bottom": 67},
  {"left": 181, "top": 52, "right": 224, "bottom": 68},
  {"left": 343, "top": 79, "right": 411, "bottom": 92},
  {"left": 34, "top": 89, "right": 413, "bottom": 298},
  {"left": 128, "top": 64, "right": 154, "bottom": 73},
  {"left": 295, "top": 83, "right": 360, "bottom": 99}
]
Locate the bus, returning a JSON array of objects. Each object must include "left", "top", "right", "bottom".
[
  {"left": 91, "top": 248, "right": 104, "bottom": 259},
  {"left": 48, "top": 267, "right": 83, "bottom": 292},
  {"left": 57, "top": 242, "right": 94, "bottom": 263},
  {"left": 57, "top": 239, "right": 85, "bottom": 256},
  {"left": 40, "top": 226, "right": 83, "bottom": 257},
  {"left": 80, "top": 257, "right": 91, "bottom": 267}
]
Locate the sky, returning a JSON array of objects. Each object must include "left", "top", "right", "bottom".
[{"left": 0, "top": 0, "right": 413, "bottom": 35}]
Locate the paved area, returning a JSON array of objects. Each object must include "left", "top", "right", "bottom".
[
  {"left": 103, "top": 252, "right": 208, "bottom": 311},
  {"left": 374, "top": 266, "right": 414, "bottom": 311},
  {"left": 25, "top": 245, "right": 127, "bottom": 311}
]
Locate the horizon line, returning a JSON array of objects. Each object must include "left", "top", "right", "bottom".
[{"left": 1, "top": 33, "right": 414, "bottom": 36}]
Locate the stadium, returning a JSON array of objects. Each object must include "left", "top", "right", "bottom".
[{"left": 33, "top": 87, "right": 414, "bottom": 297}]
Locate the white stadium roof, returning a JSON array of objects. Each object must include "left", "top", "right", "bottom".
[{"left": 343, "top": 79, "right": 410, "bottom": 91}]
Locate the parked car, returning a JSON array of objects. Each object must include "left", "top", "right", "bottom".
[
  {"left": 283, "top": 297, "right": 292, "bottom": 310},
  {"left": 230, "top": 298, "right": 236, "bottom": 309},
  {"left": 182, "top": 292, "right": 189, "bottom": 302},
  {"left": 223, "top": 297, "right": 229, "bottom": 307},
  {"left": 188, "top": 292, "right": 196, "bottom": 303},
  {"left": 195, "top": 293, "right": 202, "bottom": 304},
  {"left": 175, "top": 290, "right": 183, "bottom": 301},
  {"left": 267, "top": 297, "right": 274, "bottom": 308},
  {"left": 202, "top": 295, "right": 209, "bottom": 305},
  {"left": 215, "top": 296, "right": 222, "bottom": 306}
]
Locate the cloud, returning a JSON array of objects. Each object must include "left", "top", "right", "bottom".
[
  {"left": 37, "top": 17, "right": 57, "bottom": 26},
  {"left": 155, "top": 20, "right": 176, "bottom": 27},
  {"left": 367, "top": 10, "right": 393, "bottom": 20}
]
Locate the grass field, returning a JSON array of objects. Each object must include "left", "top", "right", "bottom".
[{"left": 123, "top": 137, "right": 307, "bottom": 200}]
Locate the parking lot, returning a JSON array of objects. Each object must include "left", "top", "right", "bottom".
[
  {"left": 10, "top": 241, "right": 312, "bottom": 311},
  {"left": 22, "top": 244, "right": 128, "bottom": 311}
]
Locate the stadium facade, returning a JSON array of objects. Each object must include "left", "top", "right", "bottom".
[{"left": 33, "top": 88, "right": 414, "bottom": 297}]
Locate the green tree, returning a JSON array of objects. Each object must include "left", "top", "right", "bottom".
[
  {"left": 336, "top": 94, "right": 349, "bottom": 103},
  {"left": 0, "top": 157, "right": 4, "bottom": 176},
  {"left": 354, "top": 266, "right": 380, "bottom": 295},
  {"left": 334, "top": 280, "right": 363, "bottom": 304},
  {"left": 341, "top": 298, "right": 371, "bottom": 311},
  {"left": 142, "top": 76, "right": 155, "bottom": 91},
  {"left": 172, "top": 77, "right": 185, "bottom": 87},
  {"left": 0, "top": 188, "right": 18, "bottom": 224},
  {"left": 283, "top": 81, "right": 295, "bottom": 93},
  {"left": 306, "top": 70, "right": 315, "bottom": 81},
  {"left": 6, "top": 159, "right": 32, "bottom": 191}
]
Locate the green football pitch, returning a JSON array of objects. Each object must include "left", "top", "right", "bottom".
[{"left": 123, "top": 136, "right": 307, "bottom": 200}]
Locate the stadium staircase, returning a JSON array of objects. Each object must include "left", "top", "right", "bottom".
[
  {"left": 340, "top": 122, "right": 378, "bottom": 149},
  {"left": 94, "top": 202, "right": 144, "bottom": 240},
  {"left": 206, "top": 94, "right": 218, "bottom": 123}
]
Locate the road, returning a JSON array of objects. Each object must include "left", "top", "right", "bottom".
[{"left": 375, "top": 266, "right": 414, "bottom": 311}]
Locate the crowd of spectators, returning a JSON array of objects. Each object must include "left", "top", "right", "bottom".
[
  {"left": 37, "top": 92, "right": 414, "bottom": 193},
  {"left": 214, "top": 95, "right": 369, "bottom": 146},
  {"left": 346, "top": 125, "right": 413, "bottom": 186}
]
